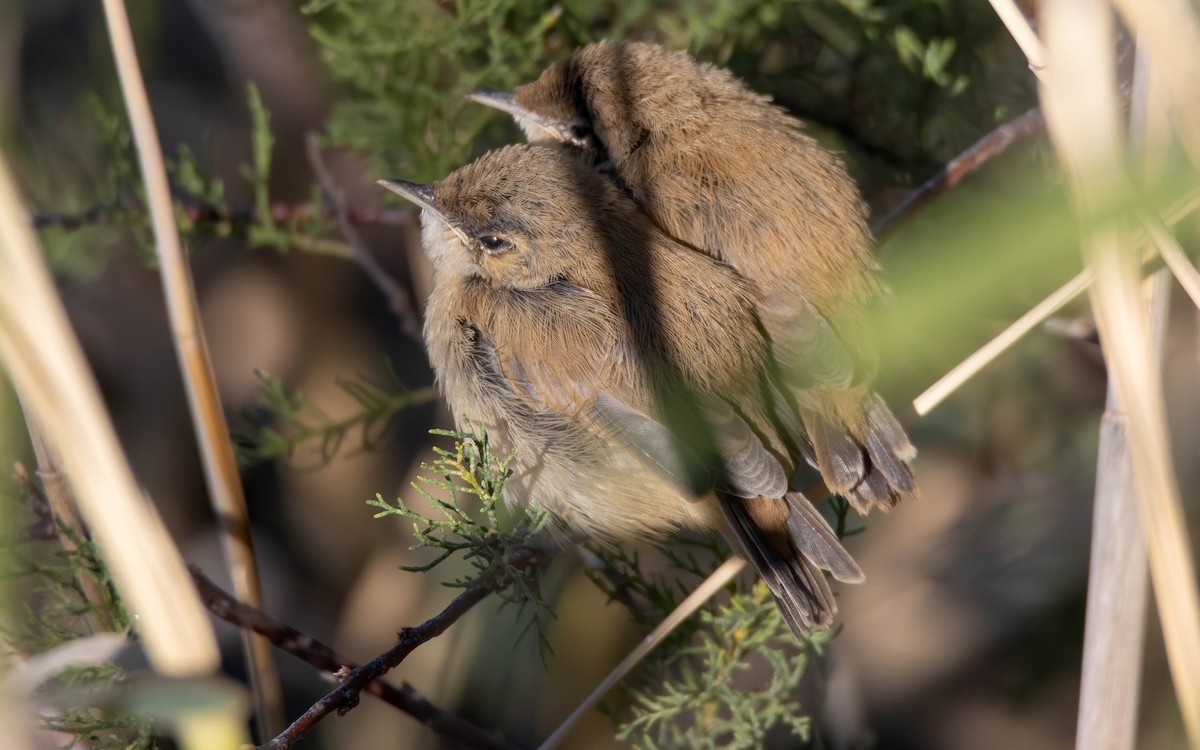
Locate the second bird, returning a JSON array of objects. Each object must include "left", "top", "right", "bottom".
[{"left": 472, "top": 41, "right": 916, "bottom": 513}]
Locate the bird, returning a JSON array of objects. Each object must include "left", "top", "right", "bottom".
[
  {"left": 379, "top": 144, "right": 864, "bottom": 636},
  {"left": 469, "top": 40, "right": 916, "bottom": 514}
]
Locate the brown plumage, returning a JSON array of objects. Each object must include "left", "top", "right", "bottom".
[
  {"left": 470, "top": 41, "right": 916, "bottom": 514},
  {"left": 380, "top": 145, "right": 862, "bottom": 635}
]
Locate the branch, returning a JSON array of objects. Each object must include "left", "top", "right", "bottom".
[
  {"left": 189, "top": 567, "right": 522, "bottom": 750},
  {"left": 873, "top": 107, "right": 1046, "bottom": 240},
  {"left": 305, "top": 133, "right": 423, "bottom": 341},
  {"left": 258, "top": 545, "right": 544, "bottom": 750},
  {"left": 30, "top": 203, "right": 415, "bottom": 232}
]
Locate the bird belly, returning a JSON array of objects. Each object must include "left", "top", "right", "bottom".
[{"left": 462, "top": 409, "right": 722, "bottom": 542}]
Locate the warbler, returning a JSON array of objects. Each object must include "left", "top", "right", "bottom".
[
  {"left": 380, "top": 144, "right": 864, "bottom": 635},
  {"left": 470, "top": 41, "right": 915, "bottom": 513}
]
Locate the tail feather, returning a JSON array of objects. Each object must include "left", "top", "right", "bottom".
[
  {"left": 847, "top": 464, "right": 892, "bottom": 514},
  {"left": 806, "top": 408, "right": 864, "bottom": 493},
  {"left": 784, "top": 492, "right": 864, "bottom": 583},
  {"left": 864, "top": 394, "right": 916, "bottom": 492},
  {"left": 803, "top": 389, "right": 916, "bottom": 514},
  {"left": 717, "top": 493, "right": 850, "bottom": 637}
]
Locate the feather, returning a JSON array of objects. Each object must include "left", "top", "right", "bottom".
[
  {"left": 784, "top": 492, "right": 864, "bottom": 583},
  {"left": 718, "top": 494, "right": 835, "bottom": 636}
]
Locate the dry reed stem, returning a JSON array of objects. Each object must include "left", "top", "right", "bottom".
[
  {"left": 0, "top": 688, "right": 32, "bottom": 750},
  {"left": 536, "top": 556, "right": 748, "bottom": 750},
  {"left": 913, "top": 188, "right": 1200, "bottom": 417},
  {"left": 912, "top": 141, "right": 1200, "bottom": 416},
  {"left": 1108, "top": 0, "right": 1200, "bottom": 170},
  {"left": 913, "top": 267, "right": 1092, "bottom": 416},
  {"left": 0, "top": 152, "right": 220, "bottom": 679},
  {"left": 987, "top": 0, "right": 1047, "bottom": 72},
  {"left": 1074, "top": 274, "right": 1164, "bottom": 750},
  {"left": 99, "top": 0, "right": 282, "bottom": 736},
  {"left": 1040, "top": 0, "right": 1200, "bottom": 745},
  {"left": 1074, "top": 41, "right": 1164, "bottom": 750},
  {"left": 1145, "top": 217, "right": 1200, "bottom": 310}
]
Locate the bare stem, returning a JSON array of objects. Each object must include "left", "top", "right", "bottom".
[
  {"left": 98, "top": 0, "right": 282, "bottom": 735},
  {"left": 987, "top": 0, "right": 1047, "bottom": 73},
  {"left": 874, "top": 107, "right": 1046, "bottom": 241},
  {"left": 190, "top": 567, "right": 522, "bottom": 750},
  {"left": 536, "top": 556, "right": 747, "bottom": 750},
  {"left": 305, "top": 134, "right": 423, "bottom": 340},
  {"left": 257, "top": 546, "right": 543, "bottom": 750},
  {"left": 30, "top": 203, "right": 415, "bottom": 232},
  {"left": 1039, "top": 0, "right": 1200, "bottom": 744}
]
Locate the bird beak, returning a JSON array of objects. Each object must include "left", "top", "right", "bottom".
[
  {"left": 469, "top": 90, "right": 566, "bottom": 139},
  {"left": 377, "top": 179, "right": 441, "bottom": 218},
  {"left": 469, "top": 90, "right": 532, "bottom": 120},
  {"left": 376, "top": 179, "right": 470, "bottom": 246}
]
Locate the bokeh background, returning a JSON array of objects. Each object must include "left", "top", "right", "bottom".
[{"left": 3, "top": 0, "right": 1198, "bottom": 748}]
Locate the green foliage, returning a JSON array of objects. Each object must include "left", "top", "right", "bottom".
[
  {"left": 715, "top": 0, "right": 1031, "bottom": 174},
  {"left": 39, "top": 706, "right": 155, "bottom": 750},
  {"left": 2, "top": 526, "right": 130, "bottom": 654},
  {"left": 235, "top": 367, "right": 438, "bottom": 467},
  {"left": 619, "top": 583, "right": 826, "bottom": 749},
  {"left": 587, "top": 539, "right": 829, "bottom": 749},
  {"left": 1, "top": 476, "right": 153, "bottom": 748},
  {"left": 171, "top": 85, "right": 343, "bottom": 256},
  {"left": 302, "top": 0, "right": 584, "bottom": 181},
  {"left": 34, "top": 87, "right": 347, "bottom": 265},
  {"left": 304, "top": 0, "right": 1027, "bottom": 191},
  {"left": 370, "top": 425, "right": 552, "bottom": 642}
]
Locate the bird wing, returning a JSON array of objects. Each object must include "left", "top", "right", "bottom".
[
  {"left": 758, "top": 293, "right": 858, "bottom": 391},
  {"left": 473, "top": 281, "right": 786, "bottom": 499}
]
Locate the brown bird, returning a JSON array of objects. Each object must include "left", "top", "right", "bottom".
[
  {"left": 470, "top": 41, "right": 915, "bottom": 514},
  {"left": 380, "top": 144, "right": 863, "bottom": 635}
]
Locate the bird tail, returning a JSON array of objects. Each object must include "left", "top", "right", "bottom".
[
  {"left": 717, "top": 491, "right": 863, "bottom": 638},
  {"left": 802, "top": 388, "right": 917, "bottom": 514}
]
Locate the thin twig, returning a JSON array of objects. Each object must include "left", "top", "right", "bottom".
[
  {"left": 1144, "top": 216, "right": 1200, "bottom": 309},
  {"left": 910, "top": 189, "right": 1200, "bottom": 416},
  {"left": 874, "top": 107, "right": 1046, "bottom": 240},
  {"left": 30, "top": 203, "right": 415, "bottom": 232},
  {"left": 98, "top": 0, "right": 282, "bottom": 736},
  {"left": 987, "top": 0, "right": 1047, "bottom": 73},
  {"left": 913, "top": 267, "right": 1093, "bottom": 415},
  {"left": 305, "top": 133, "right": 423, "bottom": 340},
  {"left": 537, "top": 556, "right": 747, "bottom": 750},
  {"left": 258, "top": 546, "right": 543, "bottom": 750},
  {"left": 189, "top": 568, "right": 523, "bottom": 750}
]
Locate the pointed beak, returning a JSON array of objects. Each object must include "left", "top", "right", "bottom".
[
  {"left": 377, "top": 178, "right": 441, "bottom": 218},
  {"left": 469, "top": 90, "right": 534, "bottom": 120},
  {"left": 377, "top": 179, "right": 471, "bottom": 246},
  {"left": 469, "top": 89, "right": 567, "bottom": 136}
]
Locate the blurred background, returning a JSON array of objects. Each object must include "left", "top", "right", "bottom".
[{"left": 2, "top": 0, "right": 1197, "bottom": 748}]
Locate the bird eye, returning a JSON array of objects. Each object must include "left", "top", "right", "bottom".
[
  {"left": 568, "top": 123, "right": 593, "bottom": 144},
  {"left": 478, "top": 235, "right": 511, "bottom": 254}
]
